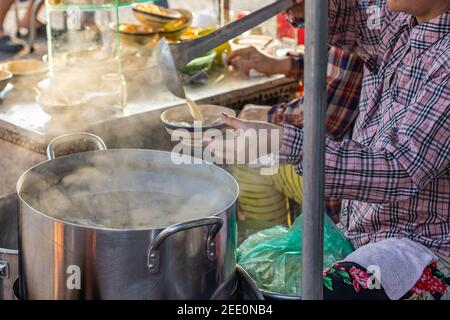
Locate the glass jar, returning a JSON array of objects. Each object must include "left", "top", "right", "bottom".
[{"left": 44, "top": 0, "right": 142, "bottom": 112}]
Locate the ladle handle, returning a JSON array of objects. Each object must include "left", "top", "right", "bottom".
[
  {"left": 46, "top": 132, "right": 107, "bottom": 160},
  {"left": 183, "top": 0, "right": 295, "bottom": 64}
]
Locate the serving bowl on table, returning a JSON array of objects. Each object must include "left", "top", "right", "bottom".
[
  {"left": 158, "top": 9, "right": 193, "bottom": 41},
  {"left": 35, "top": 77, "right": 87, "bottom": 116},
  {"left": 0, "top": 59, "right": 48, "bottom": 89},
  {"left": 60, "top": 48, "right": 119, "bottom": 84},
  {"left": 110, "top": 23, "right": 160, "bottom": 47},
  {"left": 36, "top": 75, "right": 127, "bottom": 117},
  {"left": 36, "top": 91, "right": 87, "bottom": 116},
  {"left": 231, "top": 35, "right": 279, "bottom": 55},
  {"left": 0, "top": 59, "right": 48, "bottom": 76},
  {"left": 131, "top": 5, "right": 193, "bottom": 41},
  {"left": 132, "top": 3, "right": 182, "bottom": 29},
  {"left": 161, "top": 104, "right": 236, "bottom": 147},
  {"left": 62, "top": 48, "right": 115, "bottom": 68}
]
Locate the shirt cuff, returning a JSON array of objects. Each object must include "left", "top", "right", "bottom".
[
  {"left": 286, "top": 52, "right": 304, "bottom": 80},
  {"left": 278, "top": 124, "right": 304, "bottom": 164},
  {"left": 267, "top": 102, "right": 287, "bottom": 124},
  {"left": 286, "top": 16, "right": 305, "bottom": 29}
]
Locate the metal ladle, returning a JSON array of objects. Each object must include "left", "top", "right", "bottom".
[{"left": 157, "top": 0, "right": 295, "bottom": 99}]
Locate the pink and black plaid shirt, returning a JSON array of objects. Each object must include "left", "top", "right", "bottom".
[
  {"left": 268, "top": 47, "right": 364, "bottom": 222},
  {"left": 280, "top": 0, "right": 450, "bottom": 255}
]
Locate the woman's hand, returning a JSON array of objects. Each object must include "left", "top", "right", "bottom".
[
  {"left": 238, "top": 104, "right": 271, "bottom": 121},
  {"left": 206, "top": 113, "right": 284, "bottom": 165},
  {"left": 228, "top": 46, "right": 292, "bottom": 77}
]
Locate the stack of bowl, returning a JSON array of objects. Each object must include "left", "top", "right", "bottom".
[
  {"left": 131, "top": 4, "right": 193, "bottom": 41},
  {"left": 0, "top": 59, "right": 48, "bottom": 90},
  {"left": 109, "top": 4, "right": 193, "bottom": 48}
]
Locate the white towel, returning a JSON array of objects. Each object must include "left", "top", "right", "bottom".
[{"left": 344, "top": 238, "right": 437, "bottom": 300}]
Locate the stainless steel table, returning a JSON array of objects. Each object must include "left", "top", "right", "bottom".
[{"left": 0, "top": 73, "right": 297, "bottom": 198}]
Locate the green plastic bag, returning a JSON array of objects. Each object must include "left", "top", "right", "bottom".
[{"left": 237, "top": 215, "right": 354, "bottom": 296}]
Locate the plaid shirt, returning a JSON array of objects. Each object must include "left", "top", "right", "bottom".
[
  {"left": 268, "top": 46, "right": 363, "bottom": 140},
  {"left": 268, "top": 46, "right": 364, "bottom": 221},
  {"left": 280, "top": 0, "right": 450, "bottom": 255}
]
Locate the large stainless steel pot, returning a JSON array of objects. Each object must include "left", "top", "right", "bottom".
[
  {"left": 0, "top": 195, "right": 19, "bottom": 300},
  {"left": 17, "top": 133, "right": 238, "bottom": 300}
]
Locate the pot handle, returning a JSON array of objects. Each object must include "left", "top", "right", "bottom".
[
  {"left": 0, "top": 260, "right": 9, "bottom": 279},
  {"left": 147, "top": 217, "right": 224, "bottom": 273},
  {"left": 46, "top": 132, "right": 107, "bottom": 160}
]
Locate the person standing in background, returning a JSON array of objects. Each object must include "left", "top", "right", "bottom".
[{"left": 0, "top": 0, "right": 45, "bottom": 54}]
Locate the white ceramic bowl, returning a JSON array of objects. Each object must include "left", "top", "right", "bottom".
[{"left": 161, "top": 104, "right": 236, "bottom": 147}]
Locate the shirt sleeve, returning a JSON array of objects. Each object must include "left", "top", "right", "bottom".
[
  {"left": 269, "top": 47, "right": 363, "bottom": 140},
  {"left": 286, "top": 52, "right": 304, "bottom": 80},
  {"left": 328, "top": 0, "right": 391, "bottom": 68},
  {"left": 279, "top": 72, "right": 450, "bottom": 204}
]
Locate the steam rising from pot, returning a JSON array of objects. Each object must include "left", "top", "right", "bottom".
[{"left": 18, "top": 151, "right": 237, "bottom": 230}]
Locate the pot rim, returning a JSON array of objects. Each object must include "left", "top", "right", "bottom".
[
  {"left": 235, "top": 265, "right": 299, "bottom": 300},
  {"left": 16, "top": 148, "right": 239, "bottom": 232},
  {"left": 259, "top": 289, "right": 301, "bottom": 300}
]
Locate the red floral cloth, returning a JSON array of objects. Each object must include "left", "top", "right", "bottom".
[{"left": 323, "top": 260, "right": 450, "bottom": 300}]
